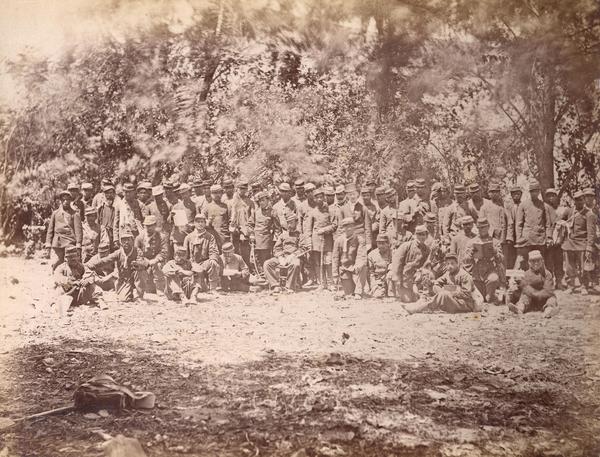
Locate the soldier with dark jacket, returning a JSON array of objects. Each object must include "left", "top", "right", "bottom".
[
  {"left": 46, "top": 190, "right": 83, "bottom": 271},
  {"left": 228, "top": 180, "right": 254, "bottom": 268},
  {"left": 203, "top": 184, "right": 230, "bottom": 250},
  {"left": 561, "top": 190, "right": 596, "bottom": 294},
  {"left": 391, "top": 225, "right": 430, "bottom": 303},
  {"left": 162, "top": 245, "right": 195, "bottom": 301},
  {"left": 97, "top": 183, "right": 117, "bottom": 250},
  {"left": 332, "top": 217, "right": 368, "bottom": 299},
  {"left": 543, "top": 188, "right": 564, "bottom": 288},
  {"left": 504, "top": 184, "right": 523, "bottom": 269},
  {"left": 134, "top": 215, "right": 168, "bottom": 295},
  {"left": 85, "top": 243, "right": 117, "bottom": 291},
  {"left": 170, "top": 183, "right": 196, "bottom": 248},
  {"left": 248, "top": 191, "right": 275, "bottom": 274},
  {"left": 183, "top": 213, "right": 221, "bottom": 294},
  {"left": 508, "top": 250, "right": 558, "bottom": 317}
]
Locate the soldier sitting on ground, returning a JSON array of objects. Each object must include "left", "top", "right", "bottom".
[
  {"left": 54, "top": 246, "right": 98, "bottom": 308},
  {"left": 404, "top": 252, "right": 483, "bottom": 314},
  {"left": 220, "top": 242, "right": 250, "bottom": 292},
  {"left": 367, "top": 233, "right": 394, "bottom": 298},
  {"left": 85, "top": 243, "right": 117, "bottom": 291},
  {"left": 507, "top": 250, "right": 559, "bottom": 317},
  {"left": 162, "top": 245, "right": 194, "bottom": 302}
]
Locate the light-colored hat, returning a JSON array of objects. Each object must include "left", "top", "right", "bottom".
[
  {"left": 528, "top": 250, "right": 543, "bottom": 260},
  {"left": 137, "top": 181, "right": 152, "bottom": 190},
  {"left": 415, "top": 225, "right": 428, "bottom": 234},
  {"left": 278, "top": 182, "right": 291, "bottom": 192},
  {"left": 152, "top": 185, "right": 164, "bottom": 196},
  {"left": 143, "top": 215, "right": 157, "bottom": 226},
  {"left": 178, "top": 183, "right": 191, "bottom": 193},
  {"left": 210, "top": 184, "right": 222, "bottom": 193},
  {"left": 222, "top": 242, "right": 234, "bottom": 253},
  {"left": 81, "top": 182, "right": 93, "bottom": 191},
  {"left": 304, "top": 182, "right": 316, "bottom": 192}
]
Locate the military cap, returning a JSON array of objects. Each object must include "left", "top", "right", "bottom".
[
  {"left": 545, "top": 188, "right": 558, "bottom": 195},
  {"left": 445, "top": 252, "right": 458, "bottom": 261},
  {"left": 137, "top": 181, "right": 152, "bottom": 190},
  {"left": 67, "top": 182, "right": 80, "bottom": 191},
  {"left": 375, "top": 186, "right": 386, "bottom": 195},
  {"left": 509, "top": 184, "right": 522, "bottom": 193},
  {"left": 122, "top": 182, "right": 135, "bottom": 192},
  {"left": 237, "top": 179, "right": 249, "bottom": 188},
  {"left": 313, "top": 187, "right": 324, "bottom": 196},
  {"left": 476, "top": 217, "right": 489, "bottom": 227},
  {"left": 143, "top": 215, "right": 157, "bottom": 226},
  {"left": 59, "top": 190, "right": 71, "bottom": 198},
  {"left": 366, "top": 180, "right": 376, "bottom": 188},
  {"left": 152, "top": 185, "right": 164, "bottom": 196},
  {"left": 406, "top": 180, "right": 416, "bottom": 189},
  {"left": 102, "top": 184, "right": 115, "bottom": 192},
  {"left": 304, "top": 182, "right": 316, "bottom": 192},
  {"left": 222, "top": 242, "right": 234, "bottom": 253},
  {"left": 453, "top": 184, "right": 466, "bottom": 194},
  {"left": 191, "top": 179, "right": 203, "bottom": 188},
  {"left": 98, "top": 243, "right": 111, "bottom": 253},
  {"left": 415, "top": 178, "right": 426, "bottom": 188},
  {"left": 345, "top": 183, "right": 358, "bottom": 193},
  {"left": 323, "top": 186, "right": 335, "bottom": 196},
  {"left": 120, "top": 229, "right": 134, "bottom": 240},
  {"left": 340, "top": 217, "right": 355, "bottom": 227},
  {"left": 528, "top": 179, "right": 541, "bottom": 191},
  {"left": 194, "top": 213, "right": 207, "bottom": 221},
  {"left": 222, "top": 178, "right": 234, "bottom": 188},
  {"left": 81, "top": 182, "right": 93, "bottom": 191},
  {"left": 85, "top": 206, "right": 97, "bottom": 216},
  {"left": 461, "top": 215, "right": 474, "bottom": 225},
  {"left": 424, "top": 212, "right": 437, "bottom": 223},
  {"left": 255, "top": 191, "right": 268, "bottom": 200},
  {"left": 163, "top": 180, "right": 175, "bottom": 190},
  {"left": 528, "top": 250, "right": 543, "bottom": 260},
  {"left": 415, "top": 225, "right": 428, "bottom": 234},
  {"left": 178, "top": 183, "right": 191, "bottom": 193},
  {"left": 65, "top": 246, "right": 79, "bottom": 259},
  {"left": 101, "top": 178, "right": 113, "bottom": 187},
  {"left": 583, "top": 187, "right": 595, "bottom": 197},
  {"left": 278, "top": 182, "right": 291, "bottom": 192},
  {"left": 376, "top": 233, "right": 389, "bottom": 243},
  {"left": 488, "top": 182, "right": 501, "bottom": 192},
  {"left": 468, "top": 183, "right": 480, "bottom": 193},
  {"left": 573, "top": 190, "right": 585, "bottom": 199},
  {"left": 335, "top": 185, "right": 346, "bottom": 194},
  {"left": 210, "top": 184, "right": 222, "bottom": 193},
  {"left": 294, "top": 178, "right": 305, "bottom": 187}
]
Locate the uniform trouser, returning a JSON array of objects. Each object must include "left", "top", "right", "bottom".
[
  {"left": 515, "top": 245, "right": 545, "bottom": 270},
  {"left": 369, "top": 274, "right": 391, "bottom": 298},
  {"left": 51, "top": 247, "right": 66, "bottom": 272},
  {"left": 192, "top": 259, "right": 220, "bottom": 291},
  {"left": 430, "top": 290, "right": 477, "bottom": 313},
  {"left": 395, "top": 281, "right": 418, "bottom": 303},
  {"left": 512, "top": 293, "right": 558, "bottom": 313},
  {"left": 64, "top": 283, "right": 97, "bottom": 307},
  {"left": 502, "top": 242, "right": 516, "bottom": 270},
  {"left": 564, "top": 250, "right": 588, "bottom": 288},
  {"left": 116, "top": 277, "right": 137, "bottom": 302},
  {"left": 473, "top": 272, "right": 500, "bottom": 303},
  {"left": 164, "top": 275, "right": 194, "bottom": 300},
  {"left": 135, "top": 264, "right": 166, "bottom": 295},
  {"left": 221, "top": 276, "right": 250, "bottom": 292},
  {"left": 339, "top": 265, "right": 368, "bottom": 296},
  {"left": 232, "top": 237, "right": 251, "bottom": 272},
  {"left": 96, "top": 275, "right": 116, "bottom": 291},
  {"left": 264, "top": 257, "right": 302, "bottom": 289},
  {"left": 544, "top": 245, "right": 564, "bottom": 286},
  {"left": 254, "top": 248, "right": 272, "bottom": 274},
  {"left": 311, "top": 250, "right": 332, "bottom": 286}
]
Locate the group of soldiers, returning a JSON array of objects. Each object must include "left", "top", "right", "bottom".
[{"left": 45, "top": 174, "right": 598, "bottom": 315}]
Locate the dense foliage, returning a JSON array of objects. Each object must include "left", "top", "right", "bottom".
[{"left": 1, "top": 0, "right": 599, "bottom": 241}]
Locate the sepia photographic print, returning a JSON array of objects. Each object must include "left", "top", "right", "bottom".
[{"left": 0, "top": 0, "right": 599, "bottom": 456}]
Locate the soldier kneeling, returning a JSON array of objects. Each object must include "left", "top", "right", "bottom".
[
  {"left": 220, "top": 242, "right": 250, "bottom": 292},
  {"left": 367, "top": 233, "right": 393, "bottom": 298},
  {"left": 508, "top": 250, "right": 558, "bottom": 318},
  {"left": 54, "top": 246, "right": 98, "bottom": 308},
  {"left": 162, "top": 246, "right": 194, "bottom": 302}
]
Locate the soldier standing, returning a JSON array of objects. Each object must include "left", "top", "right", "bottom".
[
  {"left": 305, "top": 188, "right": 337, "bottom": 289},
  {"left": 113, "top": 182, "right": 144, "bottom": 249},
  {"left": 46, "top": 190, "right": 83, "bottom": 271},
  {"left": 203, "top": 184, "right": 230, "bottom": 250},
  {"left": 450, "top": 215, "right": 477, "bottom": 267},
  {"left": 248, "top": 191, "right": 275, "bottom": 274},
  {"left": 228, "top": 180, "right": 254, "bottom": 267},
  {"left": 543, "top": 188, "right": 565, "bottom": 288},
  {"left": 504, "top": 184, "right": 523, "bottom": 269}
]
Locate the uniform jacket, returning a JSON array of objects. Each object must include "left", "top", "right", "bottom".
[
  {"left": 362, "top": 199, "right": 379, "bottom": 235},
  {"left": 481, "top": 200, "right": 507, "bottom": 242},
  {"left": 228, "top": 194, "right": 254, "bottom": 237},
  {"left": 450, "top": 231, "right": 476, "bottom": 266},
  {"left": 183, "top": 229, "right": 219, "bottom": 263},
  {"left": 305, "top": 203, "right": 337, "bottom": 252},
  {"left": 379, "top": 205, "right": 398, "bottom": 238},
  {"left": 97, "top": 201, "right": 115, "bottom": 246},
  {"left": 87, "top": 247, "right": 138, "bottom": 282},
  {"left": 298, "top": 199, "right": 317, "bottom": 235},
  {"left": 433, "top": 268, "right": 476, "bottom": 307},
  {"left": 515, "top": 198, "right": 551, "bottom": 247},
  {"left": 272, "top": 230, "right": 310, "bottom": 257},
  {"left": 272, "top": 198, "right": 297, "bottom": 233},
  {"left": 462, "top": 235, "right": 504, "bottom": 279},
  {"left": 135, "top": 231, "right": 168, "bottom": 264},
  {"left": 46, "top": 207, "right": 83, "bottom": 248},
  {"left": 332, "top": 234, "right": 365, "bottom": 279},
  {"left": 561, "top": 207, "right": 595, "bottom": 252},
  {"left": 391, "top": 239, "right": 430, "bottom": 285},
  {"left": 505, "top": 202, "right": 519, "bottom": 244},
  {"left": 54, "top": 261, "right": 94, "bottom": 291},
  {"left": 82, "top": 222, "right": 100, "bottom": 262},
  {"left": 220, "top": 253, "right": 250, "bottom": 278},
  {"left": 162, "top": 259, "right": 193, "bottom": 277},
  {"left": 203, "top": 200, "right": 230, "bottom": 242},
  {"left": 142, "top": 198, "right": 171, "bottom": 233},
  {"left": 367, "top": 248, "right": 392, "bottom": 278},
  {"left": 443, "top": 200, "right": 476, "bottom": 236},
  {"left": 249, "top": 206, "right": 275, "bottom": 250},
  {"left": 519, "top": 267, "right": 555, "bottom": 300}
]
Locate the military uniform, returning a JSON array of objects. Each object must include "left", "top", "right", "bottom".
[
  {"left": 390, "top": 231, "right": 430, "bottom": 303},
  {"left": 162, "top": 253, "right": 195, "bottom": 301},
  {"left": 264, "top": 229, "right": 307, "bottom": 290},
  {"left": 228, "top": 190, "right": 254, "bottom": 268},
  {"left": 514, "top": 183, "right": 551, "bottom": 269},
  {"left": 429, "top": 266, "right": 481, "bottom": 313},
  {"left": 220, "top": 242, "right": 250, "bottom": 292},
  {"left": 183, "top": 226, "right": 220, "bottom": 291},
  {"left": 332, "top": 228, "right": 368, "bottom": 297},
  {"left": 305, "top": 199, "right": 337, "bottom": 286},
  {"left": 367, "top": 243, "right": 393, "bottom": 298},
  {"left": 248, "top": 201, "right": 275, "bottom": 273},
  {"left": 46, "top": 201, "right": 83, "bottom": 271},
  {"left": 54, "top": 247, "right": 97, "bottom": 307},
  {"left": 134, "top": 225, "right": 168, "bottom": 295},
  {"left": 113, "top": 198, "right": 144, "bottom": 245},
  {"left": 508, "top": 251, "right": 558, "bottom": 315},
  {"left": 561, "top": 195, "right": 595, "bottom": 291}
]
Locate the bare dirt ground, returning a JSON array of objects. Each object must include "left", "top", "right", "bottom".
[{"left": 0, "top": 256, "right": 599, "bottom": 457}]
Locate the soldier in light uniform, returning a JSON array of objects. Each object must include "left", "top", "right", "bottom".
[
  {"left": 332, "top": 217, "right": 368, "bottom": 299},
  {"left": 133, "top": 215, "right": 168, "bottom": 295},
  {"left": 228, "top": 180, "right": 254, "bottom": 268},
  {"left": 272, "top": 182, "right": 297, "bottom": 234},
  {"left": 203, "top": 184, "right": 230, "bottom": 250},
  {"left": 81, "top": 206, "right": 100, "bottom": 262},
  {"left": 391, "top": 225, "right": 430, "bottom": 303},
  {"left": 442, "top": 184, "right": 475, "bottom": 237},
  {"left": 97, "top": 183, "right": 117, "bottom": 250},
  {"left": 292, "top": 178, "right": 306, "bottom": 207},
  {"left": 162, "top": 245, "right": 195, "bottom": 302},
  {"left": 113, "top": 182, "right": 144, "bottom": 249},
  {"left": 379, "top": 188, "right": 398, "bottom": 238},
  {"left": 463, "top": 217, "right": 505, "bottom": 304},
  {"left": 85, "top": 243, "right": 117, "bottom": 291},
  {"left": 367, "top": 233, "right": 394, "bottom": 298},
  {"left": 54, "top": 246, "right": 97, "bottom": 307},
  {"left": 183, "top": 213, "right": 221, "bottom": 295},
  {"left": 46, "top": 190, "right": 83, "bottom": 271}
]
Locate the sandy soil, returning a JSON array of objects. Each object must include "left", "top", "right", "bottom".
[{"left": 0, "top": 256, "right": 599, "bottom": 456}]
